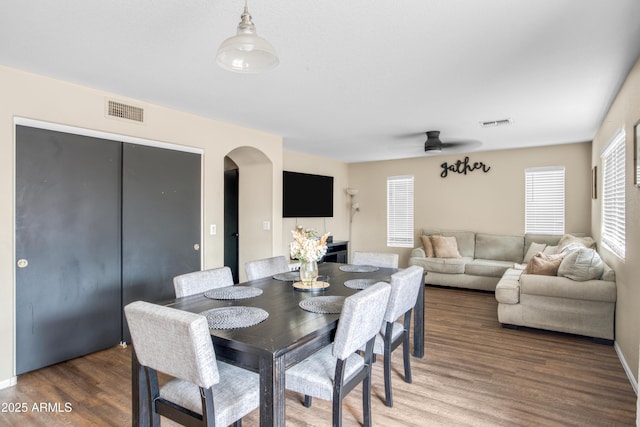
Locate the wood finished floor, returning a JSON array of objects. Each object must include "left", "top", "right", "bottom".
[{"left": 0, "top": 286, "right": 636, "bottom": 426}]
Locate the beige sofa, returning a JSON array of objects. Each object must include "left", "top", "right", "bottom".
[
  {"left": 496, "top": 264, "right": 616, "bottom": 341},
  {"left": 409, "top": 229, "right": 617, "bottom": 341},
  {"left": 408, "top": 229, "right": 562, "bottom": 291}
]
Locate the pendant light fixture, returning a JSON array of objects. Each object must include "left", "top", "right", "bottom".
[{"left": 216, "top": 0, "right": 279, "bottom": 73}]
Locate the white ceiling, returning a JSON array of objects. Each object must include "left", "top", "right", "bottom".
[{"left": 2, "top": 0, "right": 640, "bottom": 163}]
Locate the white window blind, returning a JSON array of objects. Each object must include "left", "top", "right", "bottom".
[
  {"left": 525, "top": 167, "right": 565, "bottom": 234},
  {"left": 601, "top": 129, "right": 626, "bottom": 259},
  {"left": 387, "top": 175, "right": 414, "bottom": 247}
]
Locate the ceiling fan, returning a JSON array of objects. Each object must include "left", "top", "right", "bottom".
[{"left": 423, "top": 130, "right": 481, "bottom": 153}]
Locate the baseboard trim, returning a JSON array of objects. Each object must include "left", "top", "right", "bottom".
[
  {"left": 0, "top": 376, "right": 17, "bottom": 390},
  {"left": 615, "top": 340, "right": 638, "bottom": 395}
]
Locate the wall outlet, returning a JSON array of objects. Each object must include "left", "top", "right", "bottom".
[
  {"left": 263, "top": 220, "right": 271, "bottom": 231},
  {"left": 210, "top": 224, "right": 216, "bottom": 235}
]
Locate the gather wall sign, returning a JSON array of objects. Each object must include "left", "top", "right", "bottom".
[{"left": 440, "top": 156, "right": 491, "bottom": 178}]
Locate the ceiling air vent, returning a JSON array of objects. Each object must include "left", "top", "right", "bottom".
[
  {"left": 480, "top": 118, "right": 512, "bottom": 128},
  {"left": 106, "top": 99, "right": 144, "bottom": 123}
]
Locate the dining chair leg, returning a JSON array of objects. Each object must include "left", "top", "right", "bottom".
[
  {"left": 304, "top": 395, "right": 312, "bottom": 408},
  {"left": 383, "top": 322, "right": 394, "bottom": 407},
  {"left": 363, "top": 366, "right": 372, "bottom": 427},
  {"left": 332, "top": 358, "right": 348, "bottom": 427},
  {"left": 332, "top": 399, "right": 343, "bottom": 427},
  {"left": 403, "top": 310, "right": 413, "bottom": 383},
  {"left": 144, "top": 367, "right": 162, "bottom": 427},
  {"left": 383, "top": 350, "right": 393, "bottom": 407},
  {"left": 403, "top": 330, "right": 412, "bottom": 383}
]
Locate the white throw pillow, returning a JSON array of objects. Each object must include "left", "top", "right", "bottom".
[
  {"left": 542, "top": 245, "right": 558, "bottom": 255},
  {"left": 558, "top": 248, "right": 604, "bottom": 281},
  {"left": 557, "top": 234, "right": 597, "bottom": 253}
]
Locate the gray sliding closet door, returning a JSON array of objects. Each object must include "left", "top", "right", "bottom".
[
  {"left": 121, "top": 143, "right": 201, "bottom": 341},
  {"left": 15, "top": 126, "right": 122, "bottom": 374}
]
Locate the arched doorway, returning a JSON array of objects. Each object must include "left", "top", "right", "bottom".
[
  {"left": 225, "top": 147, "right": 274, "bottom": 282},
  {"left": 224, "top": 157, "right": 240, "bottom": 282}
]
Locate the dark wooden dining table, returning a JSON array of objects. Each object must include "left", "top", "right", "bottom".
[{"left": 132, "top": 262, "right": 424, "bottom": 427}]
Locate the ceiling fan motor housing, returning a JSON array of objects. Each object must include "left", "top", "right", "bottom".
[{"left": 425, "top": 130, "right": 443, "bottom": 152}]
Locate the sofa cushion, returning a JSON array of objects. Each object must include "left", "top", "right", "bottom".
[
  {"left": 420, "top": 235, "right": 434, "bottom": 257},
  {"left": 524, "top": 233, "right": 562, "bottom": 250},
  {"left": 557, "top": 234, "right": 596, "bottom": 252},
  {"left": 465, "top": 259, "right": 514, "bottom": 278},
  {"left": 522, "top": 252, "right": 565, "bottom": 276},
  {"left": 420, "top": 257, "right": 471, "bottom": 274},
  {"left": 431, "top": 235, "right": 461, "bottom": 258},
  {"left": 523, "top": 242, "right": 547, "bottom": 263},
  {"left": 474, "top": 233, "right": 525, "bottom": 263},
  {"left": 421, "top": 229, "right": 475, "bottom": 257},
  {"left": 558, "top": 248, "right": 604, "bottom": 281},
  {"left": 520, "top": 274, "right": 617, "bottom": 302}
]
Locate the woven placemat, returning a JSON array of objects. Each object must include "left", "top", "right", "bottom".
[
  {"left": 204, "top": 286, "right": 263, "bottom": 300},
  {"left": 200, "top": 306, "right": 269, "bottom": 329},
  {"left": 343, "top": 278, "right": 376, "bottom": 290},
  {"left": 299, "top": 296, "right": 345, "bottom": 314},
  {"left": 272, "top": 271, "right": 300, "bottom": 281},
  {"left": 339, "top": 264, "right": 380, "bottom": 273}
]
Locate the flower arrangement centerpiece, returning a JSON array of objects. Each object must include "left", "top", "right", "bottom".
[{"left": 290, "top": 226, "right": 330, "bottom": 285}]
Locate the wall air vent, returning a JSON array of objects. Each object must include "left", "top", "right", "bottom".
[
  {"left": 480, "top": 118, "right": 512, "bottom": 128},
  {"left": 106, "top": 99, "right": 145, "bottom": 123}
]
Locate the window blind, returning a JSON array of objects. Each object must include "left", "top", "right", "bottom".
[
  {"left": 601, "top": 129, "right": 626, "bottom": 259},
  {"left": 524, "top": 167, "right": 565, "bottom": 235},
  {"left": 387, "top": 175, "right": 414, "bottom": 247}
]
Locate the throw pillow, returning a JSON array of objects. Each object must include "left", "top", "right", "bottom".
[
  {"left": 557, "top": 234, "right": 596, "bottom": 253},
  {"left": 542, "top": 245, "right": 558, "bottom": 255},
  {"left": 421, "top": 235, "right": 434, "bottom": 257},
  {"left": 431, "top": 235, "right": 461, "bottom": 258},
  {"left": 523, "top": 242, "right": 547, "bottom": 263},
  {"left": 558, "top": 248, "right": 605, "bottom": 281},
  {"left": 522, "top": 252, "right": 565, "bottom": 276}
]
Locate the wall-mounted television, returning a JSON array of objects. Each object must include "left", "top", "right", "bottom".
[{"left": 283, "top": 171, "right": 334, "bottom": 218}]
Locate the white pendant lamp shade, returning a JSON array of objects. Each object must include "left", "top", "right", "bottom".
[{"left": 216, "top": 4, "right": 279, "bottom": 73}]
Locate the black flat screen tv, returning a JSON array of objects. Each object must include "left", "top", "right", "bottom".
[{"left": 283, "top": 171, "right": 334, "bottom": 217}]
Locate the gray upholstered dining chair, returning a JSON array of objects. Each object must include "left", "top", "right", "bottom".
[
  {"left": 351, "top": 251, "right": 399, "bottom": 269},
  {"left": 125, "top": 300, "right": 259, "bottom": 427},
  {"left": 244, "top": 255, "right": 290, "bottom": 281},
  {"left": 173, "top": 266, "right": 234, "bottom": 298},
  {"left": 285, "top": 282, "right": 392, "bottom": 427},
  {"left": 372, "top": 265, "right": 424, "bottom": 407}
]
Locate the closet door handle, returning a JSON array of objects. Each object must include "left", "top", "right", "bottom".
[{"left": 193, "top": 244, "right": 200, "bottom": 251}]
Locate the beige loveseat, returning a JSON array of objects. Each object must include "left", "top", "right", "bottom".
[{"left": 409, "top": 229, "right": 617, "bottom": 341}]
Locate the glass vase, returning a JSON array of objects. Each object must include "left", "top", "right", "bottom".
[{"left": 299, "top": 260, "right": 319, "bottom": 285}]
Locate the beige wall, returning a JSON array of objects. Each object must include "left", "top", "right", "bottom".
[
  {"left": 282, "top": 150, "right": 350, "bottom": 257},
  {"left": 591, "top": 57, "right": 640, "bottom": 385},
  {"left": 0, "top": 65, "right": 283, "bottom": 385},
  {"left": 347, "top": 143, "right": 592, "bottom": 266}
]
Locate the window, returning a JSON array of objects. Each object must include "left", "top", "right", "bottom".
[
  {"left": 387, "top": 175, "right": 414, "bottom": 247},
  {"left": 525, "top": 167, "right": 565, "bottom": 234},
  {"left": 601, "top": 129, "right": 626, "bottom": 259}
]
